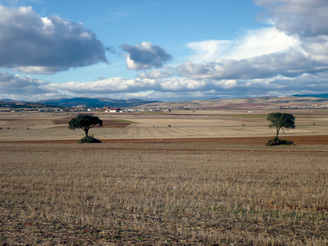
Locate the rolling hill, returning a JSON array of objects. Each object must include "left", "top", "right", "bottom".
[
  {"left": 139, "top": 96, "right": 328, "bottom": 110},
  {"left": 38, "top": 97, "right": 159, "bottom": 108}
]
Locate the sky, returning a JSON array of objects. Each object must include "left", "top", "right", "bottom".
[{"left": 1, "top": 0, "right": 328, "bottom": 102}]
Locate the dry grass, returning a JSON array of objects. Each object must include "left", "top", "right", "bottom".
[
  {"left": 1, "top": 110, "right": 328, "bottom": 141},
  {"left": 1, "top": 141, "right": 328, "bottom": 245}
]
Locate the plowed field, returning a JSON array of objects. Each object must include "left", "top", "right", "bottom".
[
  {"left": 1, "top": 141, "right": 328, "bottom": 245},
  {"left": 1, "top": 135, "right": 328, "bottom": 146}
]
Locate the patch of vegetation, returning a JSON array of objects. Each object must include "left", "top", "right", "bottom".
[
  {"left": 79, "top": 136, "right": 102, "bottom": 143},
  {"left": 69, "top": 115, "right": 103, "bottom": 142},
  {"left": 266, "top": 137, "right": 294, "bottom": 146},
  {"left": 267, "top": 112, "right": 295, "bottom": 139},
  {"left": 266, "top": 112, "right": 295, "bottom": 146}
]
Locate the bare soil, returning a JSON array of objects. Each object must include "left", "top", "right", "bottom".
[
  {"left": 1, "top": 135, "right": 327, "bottom": 145},
  {"left": 1, "top": 111, "right": 328, "bottom": 244},
  {"left": 1, "top": 141, "right": 328, "bottom": 245}
]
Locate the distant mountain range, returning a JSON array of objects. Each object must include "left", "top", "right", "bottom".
[
  {"left": 38, "top": 97, "right": 159, "bottom": 107},
  {"left": 293, "top": 93, "right": 328, "bottom": 98},
  {"left": 1, "top": 99, "right": 16, "bottom": 102},
  {"left": 0, "top": 97, "right": 159, "bottom": 108},
  {"left": 139, "top": 95, "right": 328, "bottom": 110},
  {"left": 2, "top": 94, "right": 328, "bottom": 109}
]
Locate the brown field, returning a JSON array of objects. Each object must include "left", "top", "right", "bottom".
[
  {"left": 1, "top": 110, "right": 328, "bottom": 245},
  {"left": 1, "top": 109, "right": 328, "bottom": 141}
]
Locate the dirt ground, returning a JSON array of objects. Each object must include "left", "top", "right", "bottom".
[
  {"left": 1, "top": 140, "right": 328, "bottom": 245},
  {"left": 1, "top": 109, "right": 328, "bottom": 245},
  {"left": 1, "top": 110, "right": 328, "bottom": 143},
  {"left": 1, "top": 135, "right": 327, "bottom": 146}
]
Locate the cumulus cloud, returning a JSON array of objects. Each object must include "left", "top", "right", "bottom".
[
  {"left": 302, "top": 36, "right": 328, "bottom": 63},
  {"left": 0, "top": 71, "right": 47, "bottom": 94},
  {"left": 0, "top": 71, "right": 64, "bottom": 100},
  {"left": 223, "top": 28, "right": 300, "bottom": 60},
  {"left": 122, "top": 42, "right": 172, "bottom": 70},
  {"left": 0, "top": 5, "right": 107, "bottom": 74},
  {"left": 187, "top": 28, "right": 300, "bottom": 62},
  {"left": 3, "top": 70, "right": 328, "bottom": 101},
  {"left": 181, "top": 0, "right": 328, "bottom": 82},
  {"left": 239, "top": 72, "right": 328, "bottom": 97},
  {"left": 138, "top": 67, "right": 175, "bottom": 79},
  {"left": 49, "top": 77, "right": 210, "bottom": 95},
  {"left": 255, "top": 0, "right": 328, "bottom": 37},
  {"left": 49, "top": 77, "right": 156, "bottom": 94},
  {"left": 178, "top": 49, "right": 328, "bottom": 80},
  {"left": 44, "top": 70, "right": 328, "bottom": 100},
  {"left": 178, "top": 0, "right": 328, "bottom": 99},
  {"left": 3, "top": 0, "right": 328, "bottom": 101}
]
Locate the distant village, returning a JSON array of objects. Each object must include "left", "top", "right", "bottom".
[
  {"left": 280, "top": 104, "right": 328, "bottom": 109},
  {"left": 0, "top": 102, "right": 171, "bottom": 113},
  {"left": 1, "top": 100, "right": 328, "bottom": 113}
]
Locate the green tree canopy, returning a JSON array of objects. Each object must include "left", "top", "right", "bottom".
[
  {"left": 267, "top": 112, "right": 295, "bottom": 139},
  {"left": 69, "top": 115, "right": 103, "bottom": 138}
]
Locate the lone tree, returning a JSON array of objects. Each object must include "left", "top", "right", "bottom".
[
  {"left": 69, "top": 115, "right": 103, "bottom": 143},
  {"left": 266, "top": 112, "right": 295, "bottom": 146}
]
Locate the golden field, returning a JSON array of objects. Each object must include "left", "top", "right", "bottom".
[
  {"left": 0, "top": 109, "right": 328, "bottom": 141},
  {"left": 1, "top": 110, "right": 328, "bottom": 245}
]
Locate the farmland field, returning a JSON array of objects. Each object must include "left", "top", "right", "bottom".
[
  {"left": 1, "top": 109, "right": 328, "bottom": 141},
  {"left": 1, "top": 110, "right": 328, "bottom": 245}
]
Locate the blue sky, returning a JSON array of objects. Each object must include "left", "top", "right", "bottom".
[{"left": 1, "top": 0, "right": 328, "bottom": 101}]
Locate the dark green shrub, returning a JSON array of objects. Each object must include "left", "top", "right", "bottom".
[
  {"left": 79, "top": 136, "right": 102, "bottom": 143},
  {"left": 266, "top": 138, "right": 293, "bottom": 146},
  {"left": 69, "top": 115, "right": 102, "bottom": 140}
]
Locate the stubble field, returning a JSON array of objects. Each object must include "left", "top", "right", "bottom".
[
  {"left": 1, "top": 109, "right": 328, "bottom": 141},
  {"left": 1, "top": 110, "right": 328, "bottom": 245}
]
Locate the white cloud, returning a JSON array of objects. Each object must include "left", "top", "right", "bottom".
[
  {"left": 122, "top": 42, "right": 172, "bottom": 70},
  {"left": 49, "top": 77, "right": 156, "bottom": 94},
  {"left": 3, "top": 0, "right": 328, "bottom": 102},
  {"left": 215, "top": 80, "right": 238, "bottom": 89},
  {"left": 159, "top": 78, "right": 206, "bottom": 91},
  {"left": 223, "top": 28, "right": 300, "bottom": 60},
  {"left": 178, "top": 49, "right": 328, "bottom": 81},
  {"left": 187, "top": 40, "right": 232, "bottom": 62},
  {"left": 302, "top": 36, "right": 328, "bottom": 63},
  {"left": 187, "top": 28, "right": 300, "bottom": 62},
  {"left": 0, "top": 71, "right": 47, "bottom": 94},
  {"left": 3, "top": 69, "right": 328, "bottom": 101},
  {"left": 255, "top": 0, "right": 328, "bottom": 37},
  {"left": 0, "top": 5, "right": 107, "bottom": 74},
  {"left": 138, "top": 67, "right": 175, "bottom": 79},
  {"left": 179, "top": 4, "right": 328, "bottom": 99},
  {"left": 0, "top": 71, "right": 63, "bottom": 100}
]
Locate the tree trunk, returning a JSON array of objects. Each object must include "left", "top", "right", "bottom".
[
  {"left": 276, "top": 127, "right": 280, "bottom": 139},
  {"left": 84, "top": 128, "right": 89, "bottom": 138}
]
